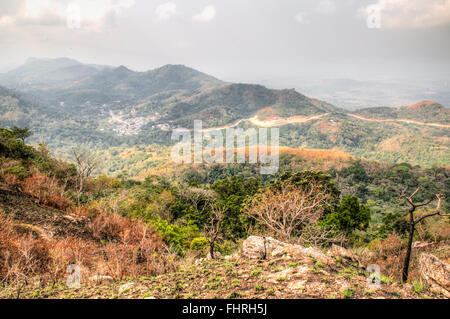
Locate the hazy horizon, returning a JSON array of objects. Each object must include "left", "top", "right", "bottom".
[{"left": 1, "top": 0, "right": 450, "bottom": 84}]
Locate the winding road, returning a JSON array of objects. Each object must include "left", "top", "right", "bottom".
[{"left": 348, "top": 114, "right": 450, "bottom": 129}]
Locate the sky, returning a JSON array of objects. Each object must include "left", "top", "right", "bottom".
[{"left": 0, "top": 0, "right": 449, "bottom": 84}]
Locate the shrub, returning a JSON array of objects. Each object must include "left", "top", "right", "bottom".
[
  {"left": 22, "top": 173, "right": 73, "bottom": 210},
  {"left": 4, "top": 166, "right": 30, "bottom": 180},
  {"left": 364, "top": 234, "right": 405, "bottom": 282},
  {"left": 152, "top": 217, "right": 199, "bottom": 254},
  {"left": 190, "top": 237, "right": 209, "bottom": 252}
]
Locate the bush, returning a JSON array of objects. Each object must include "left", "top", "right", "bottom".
[
  {"left": 152, "top": 217, "right": 199, "bottom": 254},
  {"left": 190, "top": 237, "right": 209, "bottom": 252},
  {"left": 22, "top": 173, "right": 73, "bottom": 210},
  {"left": 4, "top": 165, "right": 30, "bottom": 180},
  {"left": 0, "top": 210, "right": 174, "bottom": 287}
]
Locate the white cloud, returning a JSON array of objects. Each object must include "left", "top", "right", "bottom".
[
  {"left": 316, "top": 0, "right": 336, "bottom": 16},
  {"left": 359, "top": 0, "right": 450, "bottom": 29},
  {"left": 193, "top": 5, "right": 216, "bottom": 22},
  {"left": 294, "top": 12, "right": 311, "bottom": 25},
  {"left": 0, "top": 0, "right": 135, "bottom": 30},
  {"left": 155, "top": 2, "right": 177, "bottom": 20}
]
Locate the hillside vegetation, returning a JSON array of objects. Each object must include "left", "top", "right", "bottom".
[
  {"left": 0, "top": 58, "right": 448, "bottom": 168},
  {"left": 0, "top": 127, "right": 448, "bottom": 298},
  {"left": 354, "top": 100, "right": 450, "bottom": 124}
]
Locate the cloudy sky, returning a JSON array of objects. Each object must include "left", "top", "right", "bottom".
[{"left": 0, "top": 0, "right": 449, "bottom": 83}]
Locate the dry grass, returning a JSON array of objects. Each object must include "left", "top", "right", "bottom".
[{"left": 0, "top": 205, "right": 175, "bottom": 294}]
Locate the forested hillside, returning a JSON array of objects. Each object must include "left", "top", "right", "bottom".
[
  {"left": 0, "top": 126, "right": 448, "bottom": 298},
  {"left": 0, "top": 58, "right": 448, "bottom": 168}
]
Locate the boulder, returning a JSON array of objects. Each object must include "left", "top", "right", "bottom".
[
  {"left": 329, "top": 244, "right": 359, "bottom": 264},
  {"left": 241, "top": 236, "right": 267, "bottom": 259},
  {"left": 287, "top": 280, "right": 307, "bottom": 291},
  {"left": 241, "top": 236, "right": 334, "bottom": 265},
  {"left": 412, "top": 241, "right": 437, "bottom": 250},
  {"left": 419, "top": 253, "right": 450, "bottom": 298},
  {"left": 119, "top": 282, "right": 135, "bottom": 294},
  {"left": 271, "top": 245, "right": 334, "bottom": 265}
]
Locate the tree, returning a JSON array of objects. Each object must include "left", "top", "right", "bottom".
[
  {"left": 211, "top": 176, "right": 261, "bottom": 238},
  {"left": 273, "top": 171, "right": 341, "bottom": 216},
  {"left": 10, "top": 127, "right": 33, "bottom": 143},
  {"left": 400, "top": 187, "right": 448, "bottom": 282},
  {"left": 205, "top": 205, "right": 226, "bottom": 259},
  {"left": 72, "top": 148, "right": 99, "bottom": 205},
  {"left": 323, "top": 195, "right": 370, "bottom": 235},
  {"left": 245, "top": 182, "right": 332, "bottom": 243}
]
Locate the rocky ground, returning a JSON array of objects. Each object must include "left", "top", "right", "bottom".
[
  {"left": 1, "top": 236, "right": 448, "bottom": 299},
  {"left": 0, "top": 186, "right": 448, "bottom": 300}
]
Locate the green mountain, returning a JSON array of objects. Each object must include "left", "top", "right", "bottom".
[
  {"left": 0, "top": 58, "right": 448, "bottom": 168},
  {"left": 68, "top": 64, "right": 225, "bottom": 99},
  {"left": 353, "top": 100, "right": 450, "bottom": 124},
  {"left": 140, "top": 84, "right": 339, "bottom": 128}
]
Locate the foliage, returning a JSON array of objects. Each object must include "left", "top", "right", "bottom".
[
  {"left": 323, "top": 196, "right": 371, "bottom": 235},
  {"left": 151, "top": 217, "right": 200, "bottom": 254},
  {"left": 210, "top": 176, "right": 261, "bottom": 238}
]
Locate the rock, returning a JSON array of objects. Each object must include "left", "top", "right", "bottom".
[
  {"left": 241, "top": 236, "right": 334, "bottom": 265},
  {"left": 412, "top": 241, "right": 437, "bottom": 250},
  {"left": 266, "top": 265, "right": 311, "bottom": 283},
  {"left": 144, "top": 296, "right": 156, "bottom": 299},
  {"left": 270, "top": 243, "right": 334, "bottom": 265},
  {"left": 89, "top": 275, "right": 114, "bottom": 283},
  {"left": 119, "top": 282, "right": 135, "bottom": 294},
  {"left": 329, "top": 245, "right": 358, "bottom": 263},
  {"left": 297, "top": 246, "right": 335, "bottom": 266},
  {"left": 206, "top": 251, "right": 222, "bottom": 260},
  {"left": 241, "top": 236, "right": 268, "bottom": 259},
  {"left": 287, "top": 280, "right": 307, "bottom": 291},
  {"left": 419, "top": 253, "right": 450, "bottom": 297}
]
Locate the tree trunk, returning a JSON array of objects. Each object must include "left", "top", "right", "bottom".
[
  {"left": 402, "top": 222, "right": 415, "bottom": 282},
  {"left": 210, "top": 242, "right": 215, "bottom": 260}
]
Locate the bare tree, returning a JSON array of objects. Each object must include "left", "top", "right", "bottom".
[
  {"left": 401, "top": 187, "right": 448, "bottom": 282},
  {"left": 245, "top": 184, "right": 331, "bottom": 243},
  {"left": 72, "top": 148, "right": 99, "bottom": 205},
  {"left": 205, "top": 205, "right": 226, "bottom": 260}
]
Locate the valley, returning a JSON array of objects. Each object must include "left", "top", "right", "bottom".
[
  {"left": 0, "top": 57, "right": 449, "bottom": 300},
  {"left": 0, "top": 58, "right": 449, "bottom": 170},
  {"left": 1, "top": 0, "right": 449, "bottom": 303}
]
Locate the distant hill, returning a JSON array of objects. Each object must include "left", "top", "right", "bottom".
[
  {"left": 0, "top": 57, "right": 448, "bottom": 168},
  {"left": 0, "top": 86, "right": 33, "bottom": 127},
  {"left": 284, "top": 78, "right": 450, "bottom": 111},
  {"left": 353, "top": 100, "right": 450, "bottom": 124},
  {"left": 69, "top": 64, "right": 225, "bottom": 100},
  {"left": 149, "top": 84, "right": 339, "bottom": 128},
  {"left": 0, "top": 57, "right": 111, "bottom": 90}
]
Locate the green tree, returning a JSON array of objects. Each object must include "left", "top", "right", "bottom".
[
  {"left": 211, "top": 176, "right": 261, "bottom": 238},
  {"left": 10, "top": 126, "right": 33, "bottom": 143},
  {"left": 323, "top": 195, "right": 370, "bottom": 235}
]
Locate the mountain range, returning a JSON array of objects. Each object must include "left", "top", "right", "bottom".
[{"left": 0, "top": 57, "right": 449, "bottom": 169}]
